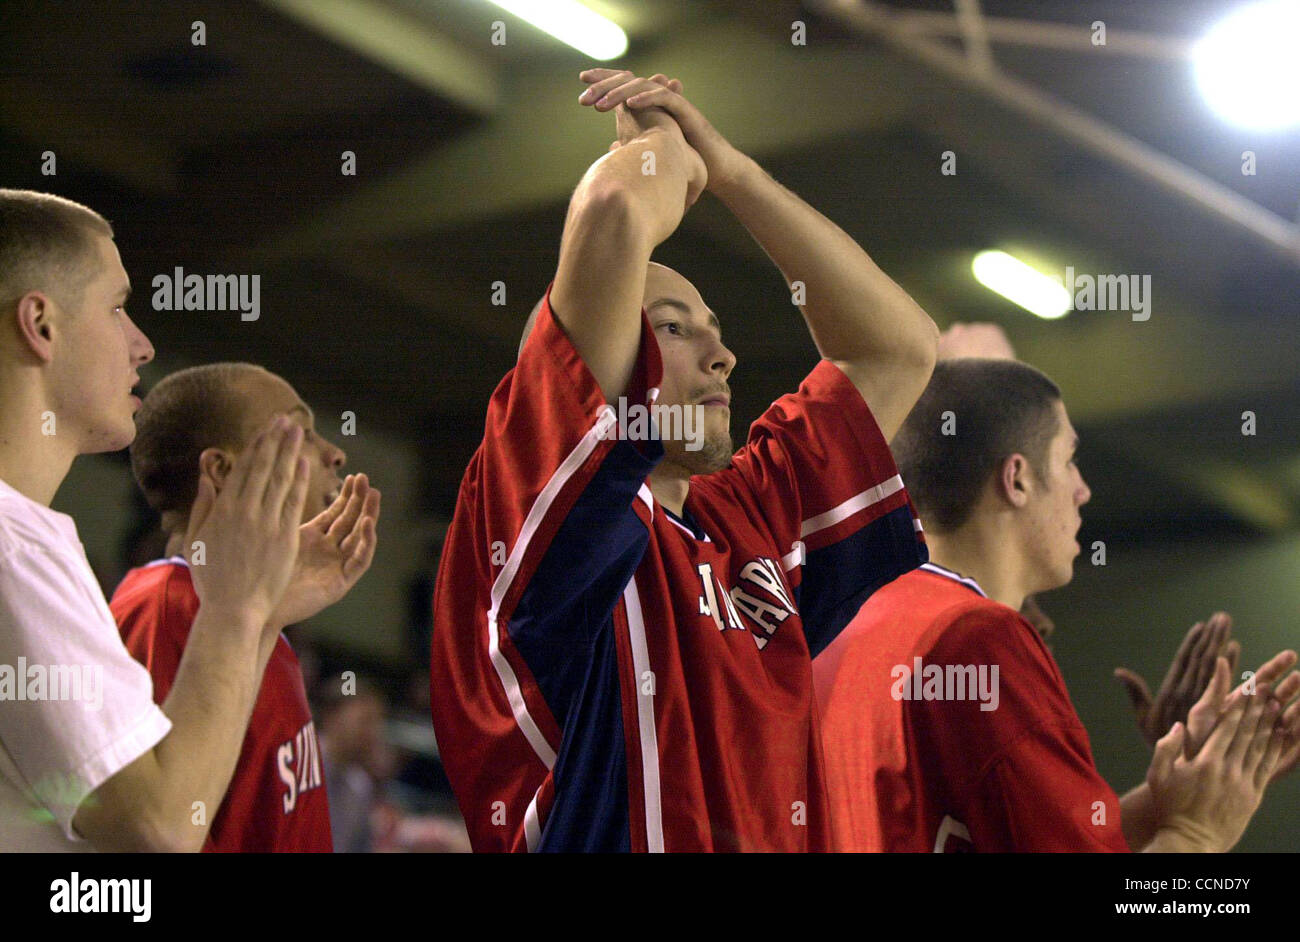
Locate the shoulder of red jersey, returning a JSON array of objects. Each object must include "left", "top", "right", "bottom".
[
  {"left": 868, "top": 567, "right": 1042, "bottom": 658},
  {"left": 111, "top": 557, "right": 200, "bottom": 638},
  {"left": 113, "top": 554, "right": 194, "bottom": 599}
]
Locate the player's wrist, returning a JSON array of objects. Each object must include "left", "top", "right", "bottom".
[
  {"left": 1151, "top": 817, "right": 1221, "bottom": 853},
  {"left": 195, "top": 601, "right": 268, "bottom": 638},
  {"left": 706, "top": 149, "right": 758, "bottom": 203}
]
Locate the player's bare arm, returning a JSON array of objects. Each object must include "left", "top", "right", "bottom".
[
  {"left": 72, "top": 417, "right": 308, "bottom": 852},
  {"left": 549, "top": 78, "right": 707, "bottom": 405},
  {"left": 582, "top": 68, "right": 939, "bottom": 440}
]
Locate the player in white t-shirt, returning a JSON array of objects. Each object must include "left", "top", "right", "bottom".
[{"left": 0, "top": 189, "right": 378, "bottom": 851}]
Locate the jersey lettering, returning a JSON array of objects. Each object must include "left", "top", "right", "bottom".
[
  {"left": 697, "top": 556, "right": 799, "bottom": 648},
  {"left": 277, "top": 720, "right": 323, "bottom": 814}
]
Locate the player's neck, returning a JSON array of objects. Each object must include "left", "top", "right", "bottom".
[
  {"left": 924, "top": 520, "right": 1028, "bottom": 612},
  {"left": 0, "top": 379, "right": 77, "bottom": 507},
  {"left": 164, "top": 528, "right": 186, "bottom": 558},
  {"left": 648, "top": 465, "right": 690, "bottom": 517}
]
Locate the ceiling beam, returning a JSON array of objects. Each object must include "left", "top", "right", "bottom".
[
  {"left": 1103, "top": 430, "right": 1297, "bottom": 533},
  {"left": 890, "top": 8, "right": 1196, "bottom": 60},
  {"left": 952, "top": 0, "right": 995, "bottom": 75},
  {"left": 884, "top": 80, "right": 1300, "bottom": 424},
  {"left": 810, "top": 0, "right": 1300, "bottom": 268},
  {"left": 257, "top": 0, "right": 500, "bottom": 114},
  {"left": 0, "top": 75, "right": 180, "bottom": 196},
  {"left": 250, "top": 16, "right": 910, "bottom": 261}
]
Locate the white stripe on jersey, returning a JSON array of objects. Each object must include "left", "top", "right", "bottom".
[
  {"left": 799, "top": 474, "right": 904, "bottom": 540},
  {"left": 920, "top": 562, "right": 988, "bottom": 598},
  {"left": 524, "top": 786, "right": 544, "bottom": 852},
  {"left": 664, "top": 513, "right": 712, "bottom": 542},
  {"left": 143, "top": 555, "right": 188, "bottom": 569},
  {"left": 637, "top": 484, "right": 654, "bottom": 518},
  {"left": 489, "top": 407, "right": 618, "bottom": 624},
  {"left": 483, "top": 409, "right": 619, "bottom": 777},
  {"left": 623, "top": 580, "right": 664, "bottom": 853},
  {"left": 933, "top": 814, "right": 972, "bottom": 852},
  {"left": 487, "top": 613, "right": 558, "bottom": 771}
]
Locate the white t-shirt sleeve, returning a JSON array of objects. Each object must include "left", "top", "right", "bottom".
[{"left": 0, "top": 538, "right": 172, "bottom": 843}]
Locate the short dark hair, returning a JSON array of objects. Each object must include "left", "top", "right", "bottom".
[
  {"left": 893, "top": 359, "right": 1062, "bottom": 532},
  {"left": 130, "top": 363, "right": 265, "bottom": 522},
  {"left": 0, "top": 189, "right": 113, "bottom": 312}
]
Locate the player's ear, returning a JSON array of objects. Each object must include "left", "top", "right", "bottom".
[
  {"left": 997, "top": 453, "right": 1031, "bottom": 508},
  {"left": 13, "top": 291, "right": 56, "bottom": 362},
  {"left": 197, "top": 447, "right": 234, "bottom": 493}
]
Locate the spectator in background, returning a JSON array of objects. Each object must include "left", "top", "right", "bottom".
[
  {"left": 317, "top": 676, "right": 471, "bottom": 852},
  {"left": 318, "top": 679, "right": 392, "bottom": 853}
]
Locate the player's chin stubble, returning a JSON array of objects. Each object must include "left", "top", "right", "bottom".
[{"left": 669, "top": 430, "right": 734, "bottom": 476}]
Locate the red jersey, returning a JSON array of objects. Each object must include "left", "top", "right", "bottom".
[
  {"left": 111, "top": 558, "right": 332, "bottom": 853},
  {"left": 430, "top": 287, "right": 927, "bottom": 852},
  {"left": 814, "top": 564, "right": 1129, "bottom": 852}
]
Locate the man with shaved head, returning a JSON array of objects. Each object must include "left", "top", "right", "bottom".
[{"left": 431, "top": 72, "right": 938, "bottom": 851}]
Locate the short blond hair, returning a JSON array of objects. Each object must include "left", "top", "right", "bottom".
[{"left": 0, "top": 189, "right": 113, "bottom": 312}]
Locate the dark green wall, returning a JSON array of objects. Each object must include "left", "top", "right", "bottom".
[{"left": 1045, "top": 534, "right": 1300, "bottom": 851}]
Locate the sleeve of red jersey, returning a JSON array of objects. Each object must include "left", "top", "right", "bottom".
[
  {"left": 963, "top": 723, "right": 1130, "bottom": 852},
  {"left": 918, "top": 606, "right": 1129, "bottom": 852},
  {"left": 479, "top": 282, "right": 665, "bottom": 642},
  {"left": 724, "top": 359, "right": 927, "bottom": 656},
  {"left": 431, "top": 284, "right": 668, "bottom": 852}
]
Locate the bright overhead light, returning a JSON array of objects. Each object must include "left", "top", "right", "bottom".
[
  {"left": 487, "top": 0, "right": 628, "bottom": 60},
  {"left": 1193, "top": 0, "right": 1300, "bottom": 130},
  {"left": 971, "top": 251, "right": 1071, "bottom": 320}
]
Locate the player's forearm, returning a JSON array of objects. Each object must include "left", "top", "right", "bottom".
[
  {"left": 72, "top": 605, "right": 268, "bottom": 852},
  {"left": 1119, "top": 783, "right": 1159, "bottom": 851},
  {"left": 149, "top": 605, "right": 269, "bottom": 850},
  {"left": 710, "top": 153, "right": 937, "bottom": 367},
  {"left": 573, "top": 127, "right": 694, "bottom": 248},
  {"left": 552, "top": 129, "right": 690, "bottom": 402}
]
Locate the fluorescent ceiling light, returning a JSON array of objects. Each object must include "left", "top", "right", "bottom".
[
  {"left": 972, "top": 250, "right": 1071, "bottom": 320},
  {"left": 487, "top": 0, "right": 628, "bottom": 60},
  {"left": 1193, "top": 0, "right": 1300, "bottom": 130}
]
